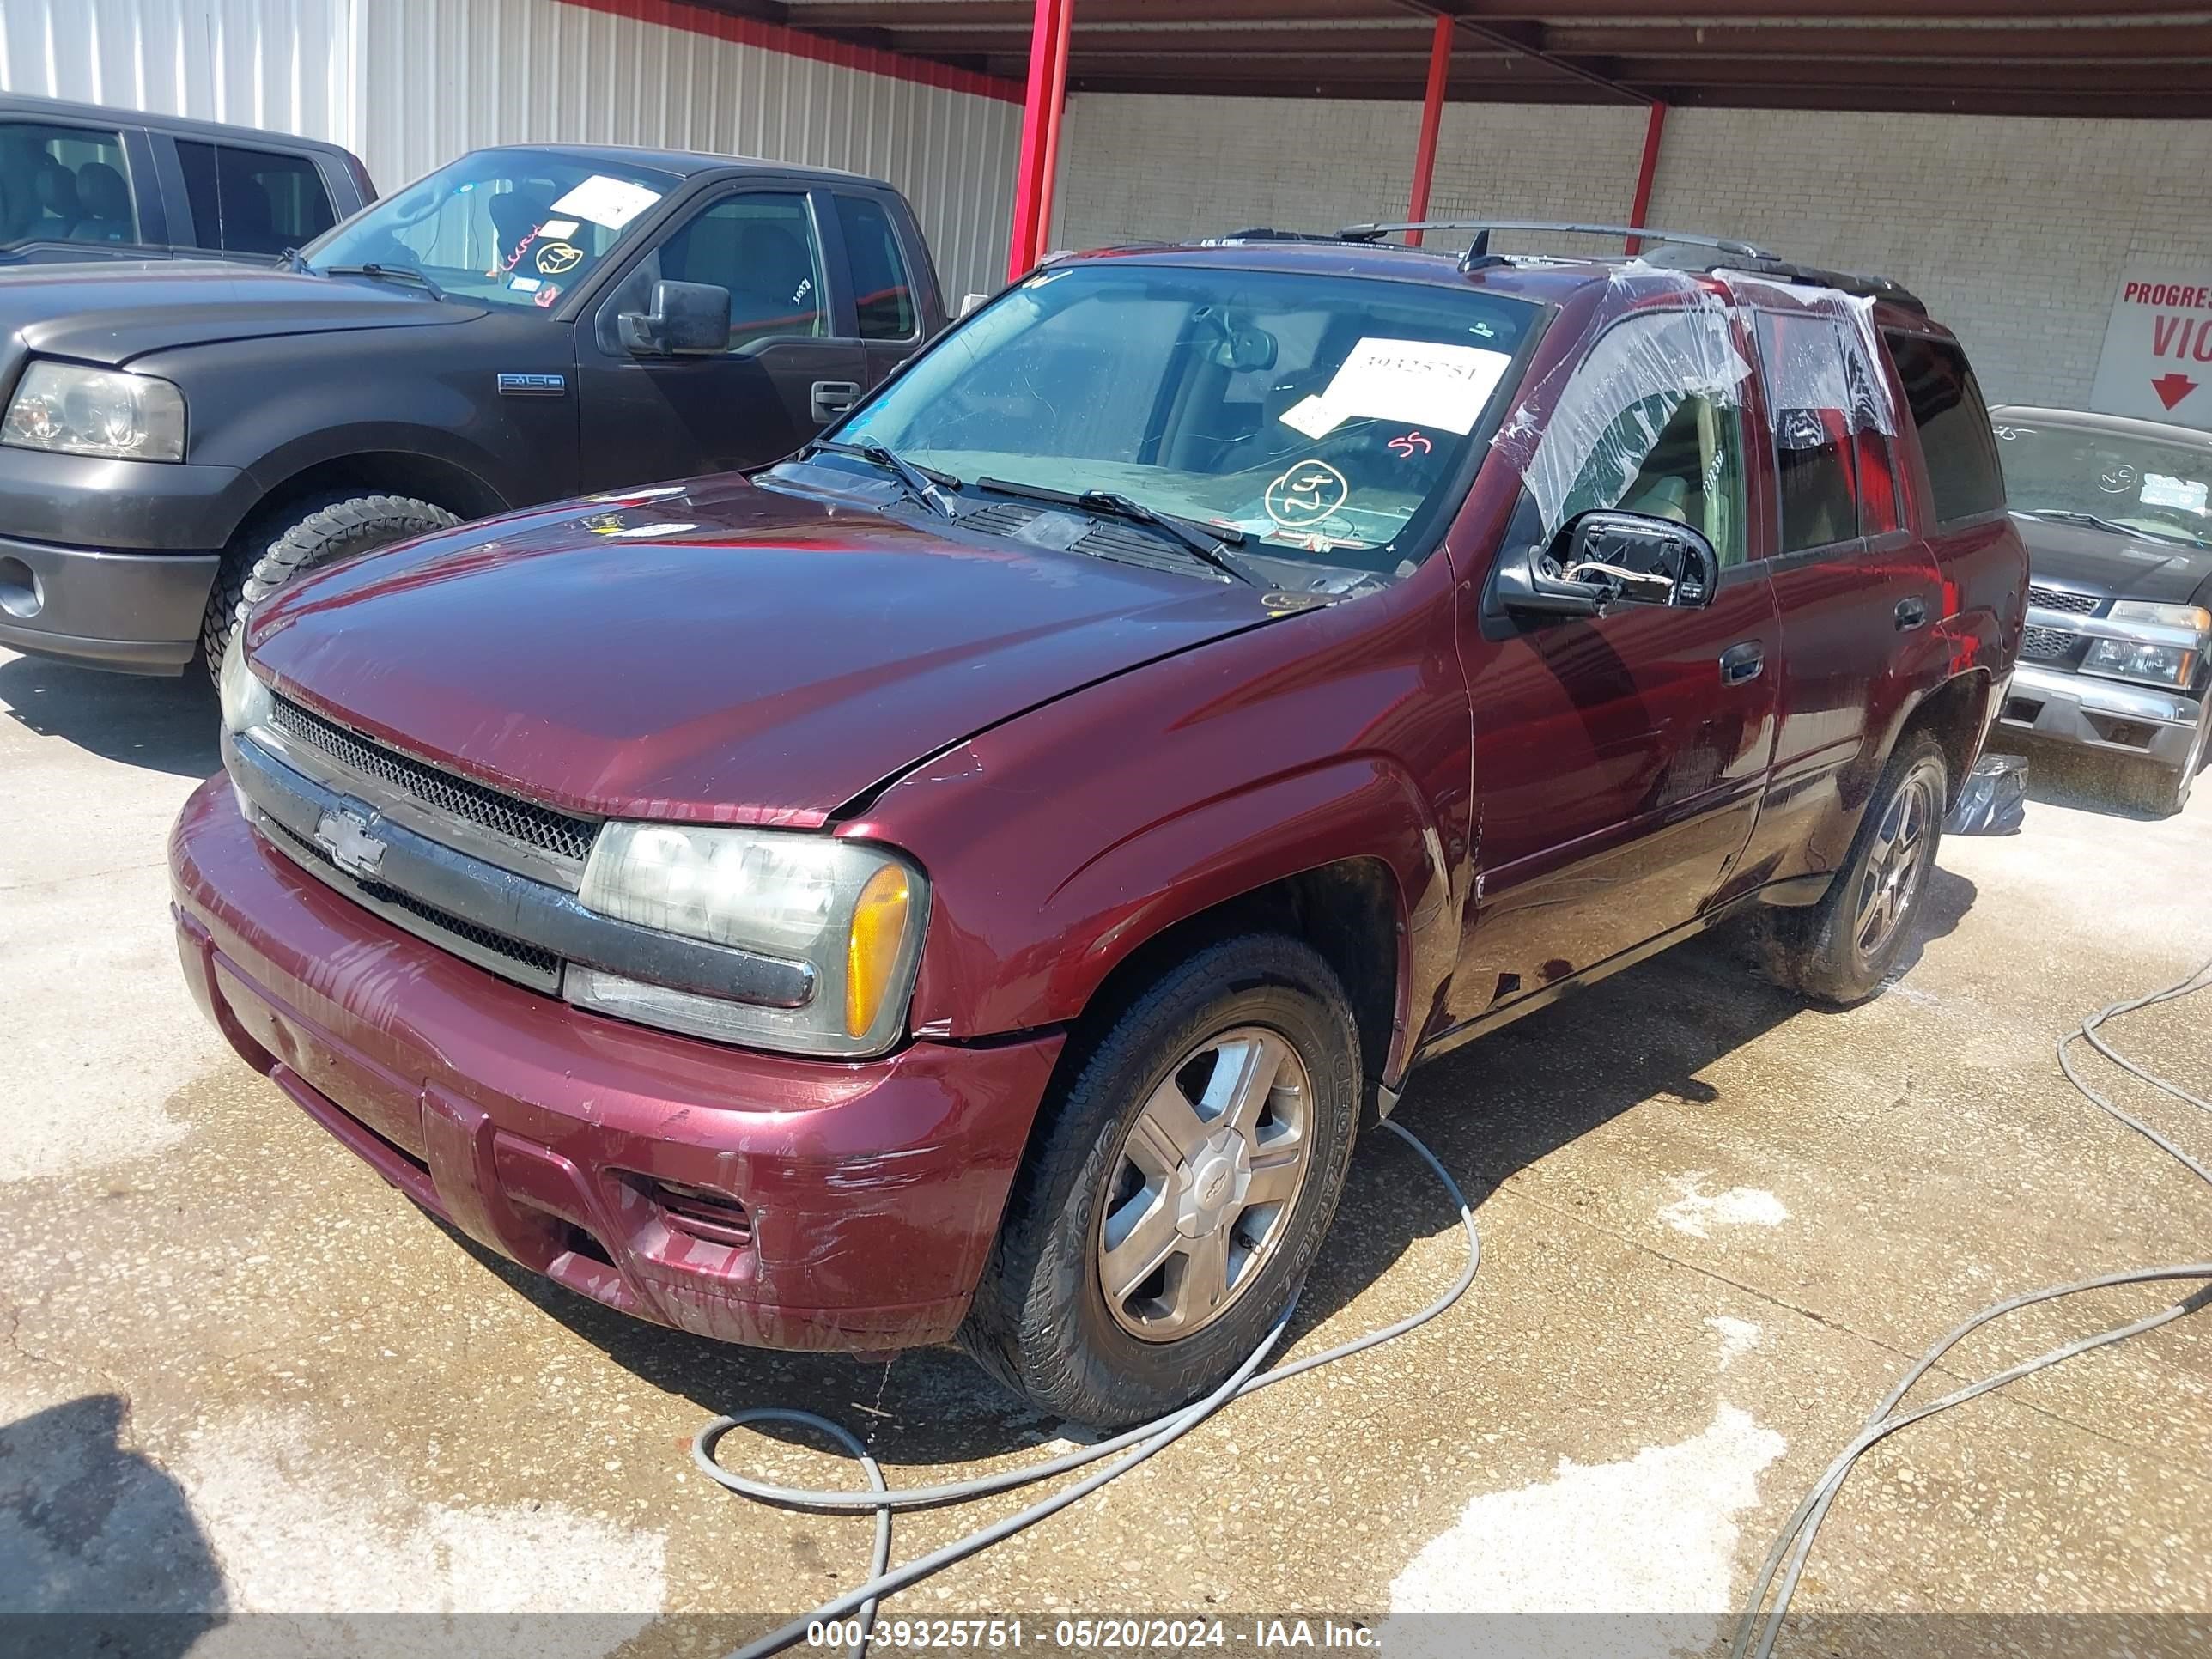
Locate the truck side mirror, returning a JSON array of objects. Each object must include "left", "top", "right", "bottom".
[
  {"left": 619, "top": 280, "right": 731, "bottom": 356},
  {"left": 1492, "top": 511, "right": 1723, "bottom": 623}
]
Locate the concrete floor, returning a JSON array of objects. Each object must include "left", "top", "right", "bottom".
[{"left": 3, "top": 641, "right": 2208, "bottom": 1658}]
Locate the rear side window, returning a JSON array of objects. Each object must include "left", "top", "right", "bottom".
[
  {"left": 1885, "top": 333, "right": 2007, "bottom": 524},
  {"left": 835, "top": 195, "right": 917, "bottom": 340},
  {"left": 1755, "top": 310, "right": 1863, "bottom": 554},
  {"left": 0, "top": 121, "right": 140, "bottom": 248},
  {"left": 177, "top": 141, "right": 337, "bottom": 256}
]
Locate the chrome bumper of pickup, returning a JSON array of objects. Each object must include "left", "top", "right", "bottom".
[{"left": 1999, "top": 663, "right": 2204, "bottom": 769}]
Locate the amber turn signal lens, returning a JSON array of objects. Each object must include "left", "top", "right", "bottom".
[{"left": 846, "top": 862, "right": 913, "bottom": 1039}]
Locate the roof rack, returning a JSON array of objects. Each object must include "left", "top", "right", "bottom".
[{"left": 1335, "top": 219, "right": 1778, "bottom": 262}]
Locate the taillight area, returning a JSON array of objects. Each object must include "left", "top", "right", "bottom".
[{"left": 642, "top": 1177, "right": 754, "bottom": 1248}]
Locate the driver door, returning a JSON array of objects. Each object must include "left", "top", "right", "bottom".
[
  {"left": 1445, "top": 307, "right": 1783, "bottom": 1025},
  {"left": 575, "top": 185, "right": 866, "bottom": 490}
]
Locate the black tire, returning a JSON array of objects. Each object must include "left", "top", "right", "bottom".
[
  {"left": 959, "top": 934, "right": 1362, "bottom": 1428},
  {"left": 1761, "top": 732, "right": 1949, "bottom": 1006},
  {"left": 199, "top": 492, "right": 460, "bottom": 675}
]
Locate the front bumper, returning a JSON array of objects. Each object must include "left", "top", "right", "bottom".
[
  {"left": 0, "top": 445, "right": 252, "bottom": 672},
  {"left": 0, "top": 535, "right": 219, "bottom": 673},
  {"left": 168, "top": 776, "right": 1063, "bottom": 1351},
  {"left": 1998, "top": 663, "right": 2205, "bottom": 770}
]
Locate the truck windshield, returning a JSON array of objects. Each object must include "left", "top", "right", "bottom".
[
  {"left": 301, "top": 149, "right": 678, "bottom": 311},
  {"left": 1996, "top": 417, "right": 2212, "bottom": 548},
  {"left": 836, "top": 262, "right": 1539, "bottom": 574}
]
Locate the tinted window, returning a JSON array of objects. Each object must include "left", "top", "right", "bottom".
[
  {"left": 1886, "top": 333, "right": 2007, "bottom": 524},
  {"left": 614, "top": 191, "right": 826, "bottom": 350},
  {"left": 177, "top": 141, "right": 337, "bottom": 255},
  {"left": 1757, "top": 311, "right": 1860, "bottom": 553},
  {"left": 0, "top": 122, "right": 139, "bottom": 247},
  {"left": 836, "top": 195, "right": 916, "bottom": 340}
]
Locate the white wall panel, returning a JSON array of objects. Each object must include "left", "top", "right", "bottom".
[
  {"left": 1054, "top": 92, "right": 2212, "bottom": 410},
  {"left": 359, "top": 0, "right": 1020, "bottom": 300},
  {"left": 0, "top": 0, "right": 357, "bottom": 152}
]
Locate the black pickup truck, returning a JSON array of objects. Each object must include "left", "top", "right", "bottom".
[{"left": 0, "top": 143, "right": 945, "bottom": 675}]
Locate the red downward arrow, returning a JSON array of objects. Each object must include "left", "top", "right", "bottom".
[{"left": 2151, "top": 371, "right": 2198, "bottom": 410}]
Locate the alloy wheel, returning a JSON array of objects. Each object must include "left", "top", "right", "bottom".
[
  {"left": 1096, "top": 1026, "right": 1315, "bottom": 1342},
  {"left": 1852, "top": 769, "right": 1937, "bottom": 961}
]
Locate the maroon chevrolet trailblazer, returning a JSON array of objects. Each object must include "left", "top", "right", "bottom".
[{"left": 172, "top": 225, "right": 2025, "bottom": 1425}]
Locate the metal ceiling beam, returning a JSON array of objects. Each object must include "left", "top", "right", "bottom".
[
  {"left": 1395, "top": 2, "right": 1645, "bottom": 104},
  {"left": 789, "top": 1, "right": 2191, "bottom": 22}
]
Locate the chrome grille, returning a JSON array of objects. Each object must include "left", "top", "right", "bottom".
[
  {"left": 2028, "top": 585, "right": 2101, "bottom": 617},
  {"left": 268, "top": 695, "right": 599, "bottom": 864},
  {"left": 264, "top": 817, "right": 562, "bottom": 991},
  {"left": 2020, "top": 625, "right": 2080, "bottom": 660}
]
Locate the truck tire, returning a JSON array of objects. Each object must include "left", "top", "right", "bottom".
[
  {"left": 1760, "top": 732, "right": 1950, "bottom": 1006},
  {"left": 199, "top": 493, "right": 460, "bottom": 675},
  {"left": 959, "top": 934, "right": 1361, "bottom": 1428}
]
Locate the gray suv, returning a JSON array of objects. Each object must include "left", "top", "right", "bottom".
[{"left": 1990, "top": 404, "right": 2212, "bottom": 815}]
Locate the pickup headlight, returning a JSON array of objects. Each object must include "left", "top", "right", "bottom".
[
  {"left": 2082, "top": 601, "right": 2209, "bottom": 689},
  {"left": 1, "top": 361, "right": 186, "bottom": 461},
  {"left": 217, "top": 629, "right": 273, "bottom": 734},
  {"left": 573, "top": 823, "right": 927, "bottom": 1056}
]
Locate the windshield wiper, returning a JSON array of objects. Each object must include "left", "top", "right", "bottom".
[
  {"left": 2021, "top": 507, "right": 2204, "bottom": 546},
  {"left": 322, "top": 262, "right": 445, "bottom": 301},
  {"left": 805, "top": 438, "right": 958, "bottom": 519},
  {"left": 975, "top": 477, "right": 1258, "bottom": 587}
]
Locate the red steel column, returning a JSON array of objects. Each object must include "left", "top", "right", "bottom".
[
  {"left": 1404, "top": 16, "right": 1452, "bottom": 248},
  {"left": 1624, "top": 100, "right": 1668, "bottom": 255},
  {"left": 1007, "top": 0, "right": 1073, "bottom": 282}
]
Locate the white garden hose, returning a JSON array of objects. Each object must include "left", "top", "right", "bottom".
[{"left": 693, "top": 1116, "right": 1480, "bottom": 1659}]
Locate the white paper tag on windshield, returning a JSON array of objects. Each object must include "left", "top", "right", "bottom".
[
  {"left": 551, "top": 176, "right": 660, "bottom": 231},
  {"left": 538, "top": 218, "right": 580, "bottom": 240},
  {"left": 1278, "top": 338, "right": 1513, "bottom": 439},
  {"left": 2141, "top": 472, "right": 2209, "bottom": 514}
]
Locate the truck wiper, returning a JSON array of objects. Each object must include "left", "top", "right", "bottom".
[
  {"left": 975, "top": 477, "right": 1258, "bottom": 587},
  {"left": 2022, "top": 507, "right": 2203, "bottom": 546},
  {"left": 322, "top": 262, "right": 445, "bottom": 301},
  {"left": 805, "top": 438, "right": 959, "bottom": 519}
]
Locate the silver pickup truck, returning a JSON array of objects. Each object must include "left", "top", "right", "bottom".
[{"left": 1990, "top": 404, "right": 2212, "bottom": 815}]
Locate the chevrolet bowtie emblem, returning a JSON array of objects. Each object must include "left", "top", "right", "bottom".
[{"left": 314, "top": 808, "right": 387, "bottom": 881}]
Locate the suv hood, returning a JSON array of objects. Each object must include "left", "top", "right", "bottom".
[
  {"left": 0, "top": 260, "right": 478, "bottom": 374},
  {"left": 2014, "top": 513, "right": 2212, "bottom": 605},
  {"left": 246, "top": 477, "right": 1277, "bottom": 825}
]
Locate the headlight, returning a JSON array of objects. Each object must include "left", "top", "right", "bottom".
[
  {"left": 217, "top": 629, "right": 273, "bottom": 734},
  {"left": 573, "top": 823, "right": 927, "bottom": 1056},
  {"left": 2082, "top": 601, "right": 2209, "bottom": 688},
  {"left": 1, "top": 361, "right": 186, "bottom": 461}
]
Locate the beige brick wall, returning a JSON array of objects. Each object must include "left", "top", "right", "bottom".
[{"left": 1051, "top": 94, "right": 2212, "bottom": 409}]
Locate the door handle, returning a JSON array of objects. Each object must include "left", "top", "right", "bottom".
[
  {"left": 1719, "top": 641, "right": 1765, "bottom": 685},
  {"left": 811, "top": 380, "right": 860, "bottom": 422},
  {"left": 1894, "top": 597, "right": 1929, "bottom": 632}
]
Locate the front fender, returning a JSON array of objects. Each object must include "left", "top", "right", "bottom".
[{"left": 850, "top": 573, "right": 1474, "bottom": 1085}]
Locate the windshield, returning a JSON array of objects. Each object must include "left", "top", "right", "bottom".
[
  {"left": 303, "top": 149, "right": 679, "bottom": 310},
  {"left": 1993, "top": 416, "right": 2212, "bottom": 548},
  {"left": 835, "top": 263, "right": 1538, "bottom": 574}
]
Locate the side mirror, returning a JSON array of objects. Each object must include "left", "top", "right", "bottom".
[
  {"left": 619, "top": 280, "right": 731, "bottom": 356},
  {"left": 1493, "top": 511, "right": 1723, "bottom": 622}
]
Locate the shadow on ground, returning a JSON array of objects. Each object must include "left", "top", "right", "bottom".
[
  {"left": 0, "top": 653, "right": 221, "bottom": 779},
  {"left": 0, "top": 1393, "right": 225, "bottom": 1653},
  {"left": 452, "top": 872, "right": 1976, "bottom": 1470}
]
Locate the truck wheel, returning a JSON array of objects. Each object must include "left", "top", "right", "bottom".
[
  {"left": 960, "top": 934, "right": 1361, "bottom": 1428},
  {"left": 199, "top": 493, "right": 459, "bottom": 675},
  {"left": 2112, "top": 713, "right": 2206, "bottom": 817},
  {"left": 1761, "top": 732, "right": 1949, "bottom": 1006}
]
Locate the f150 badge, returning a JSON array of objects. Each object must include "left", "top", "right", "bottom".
[
  {"left": 496, "top": 372, "right": 567, "bottom": 397},
  {"left": 314, "top": 809, "right": 388, "bottom": 881}
]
